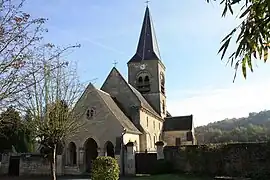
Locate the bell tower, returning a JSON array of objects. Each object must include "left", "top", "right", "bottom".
[{"left": 127, "top": 6, "right": 166, "bottom": 118}]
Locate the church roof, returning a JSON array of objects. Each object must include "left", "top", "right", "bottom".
[
  {"left": 101, "top": 67, "right": 161, "bottom": 119},
  {"left": 163, "top": 115, "right": 193, "bottom": 131},
  {"left": 96, "top": 89, "right": 141, "bottom": 134},
  {"left": 128, "top": 84, "right": 160, "bottom": 118},
  {"left": 128, "top": 6, "right": 161, "bottom": 63}
]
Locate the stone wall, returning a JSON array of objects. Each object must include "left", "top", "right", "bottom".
[
  {"left": 0, "top": 154, "right": 9, "bottom": 175},
  {"left": 0, "top": 153, "right": 64, "bottom": 176},
  {"left": 19, "top": 154, "right": 50, "bottom": 176},
  {"left": 163, "top": 142, "right": 270, "bottom": 178}
]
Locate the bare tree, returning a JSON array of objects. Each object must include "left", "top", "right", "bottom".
[
  {"left": 0, "top": 0, "right": 46, "bottom": 107},
  {"left": 18, "top": 46, "right": 84, "bottom": 180},
  {"left": 0, "top": 0, "right": 80, "bottom": 136}
]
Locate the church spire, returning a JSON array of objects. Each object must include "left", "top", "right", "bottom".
[{"left": 128, "top": 6, "right": 161, "bottom": 63}]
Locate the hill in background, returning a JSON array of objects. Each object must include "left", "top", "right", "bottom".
[{"left": 195, "top": 110, "right": 270, "bottom": 144}]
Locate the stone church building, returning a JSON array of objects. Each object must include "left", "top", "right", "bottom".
[{"left": 64, "top": 6, "right": 196, "bottom": 174}]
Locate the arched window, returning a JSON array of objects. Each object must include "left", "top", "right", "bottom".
[
  {"left": 86, "top": 108, "right": 95, "bottom": 119},
  {"left": 90, "top": 109, "right": 95, "bottom": 117},
  {"left": 162, "top": 100, "right": 165, "bottom": 114},
  {"left": 138, "top": 76, "right": 143, "bottom": 83},
  {"left": 136, "top": 72, "right": 151, "bottom": 93},
  {"left": 86, "top": 110, "right": 90, "bottom": 117},
  {"left": 160, "top": 72, "right": 165, "bottom": 94},
  {"left": 144, "top": 76, "right": 149, "bottom": 83}
]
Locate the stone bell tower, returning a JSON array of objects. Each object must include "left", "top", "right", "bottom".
[{"left": 127, "top": 6, "right": 166, "bottom": 118}]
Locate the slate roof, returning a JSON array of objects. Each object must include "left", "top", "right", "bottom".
[
  {"left": 166, "top": 111, "right": 172, "bottom": 117},
  {"left": 128, "top": 84, "right": 161, "bottom": 118},
  {"left": 128, "top": 6, "right": 161, "bottom": 63},
  {"left": 163, "top": 115, "right": 193, "bottom": 131},
  {"left": 102, "top": 67, "right": 161, "bottom": 119},
  {"left": 96, "top": 89, "right": 141, "bottom": 134}
]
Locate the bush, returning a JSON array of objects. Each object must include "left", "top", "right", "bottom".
[
  {"left": 152, "top": 159, "right": 173, "bottom": 174},
  {"left": 91, "top": 156, "right": 120, "bottom": 180}
]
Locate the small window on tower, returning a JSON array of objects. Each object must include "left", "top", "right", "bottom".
[
  {"left": 146, "top": 117, "right": 148, "bottom": 127},
  {"left": 144, "top": 76, "right": 149, "bottom": 83},
  {"left": 162, "top": 100, "right": 165, "bottom": 114},
  {"left": 138, "top": 76, "right": 143, "bottom": 83},
  {"left": 160, "top": 72, "right": 165, "bottom": 94}
]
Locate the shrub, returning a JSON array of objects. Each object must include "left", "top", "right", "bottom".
[
  {"left": 152, "top": 159, "right": 173, "bottom": 174},
  {"left": 91, "top": 156, "right": 120, "bottom": 180}
]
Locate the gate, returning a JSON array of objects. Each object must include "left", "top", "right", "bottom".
[
  {"left": 135, "top": 152, "right": 157, "bottom": 174},
  {"left": 8, "top": 156, "right": 20, "bottom": 176}
]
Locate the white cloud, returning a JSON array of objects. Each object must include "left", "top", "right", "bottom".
[{"left": 167, "top": 80, "right": 270, "bottom": 127}]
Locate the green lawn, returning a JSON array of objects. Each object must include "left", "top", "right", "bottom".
[{"left": 130, "top": 174, "right": 211, "bottom": 180}]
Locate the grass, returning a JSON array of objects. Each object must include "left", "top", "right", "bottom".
[{"left": 129, "top": 174, "right": 211, "bottom": 180}]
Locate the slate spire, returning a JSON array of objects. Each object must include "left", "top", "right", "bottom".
[{"left": 128, "top": 6, "right": 161, "bottom": 63}]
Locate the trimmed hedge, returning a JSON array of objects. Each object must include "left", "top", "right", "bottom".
[
  {"left": 91, "top": 156, "right": 120, "bottom": 180},
  {"left": 152, "top": 159, "right": 173, "bottom": 175}
]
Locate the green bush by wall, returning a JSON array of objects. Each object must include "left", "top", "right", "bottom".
[
  {"left": 164, "top": 142, "right": 270, "bottom": 179},
  {"left": 91, "top": 156, "right": 120, "bottom": 180}
]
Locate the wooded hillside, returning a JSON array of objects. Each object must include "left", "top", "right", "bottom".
[{"left": 195, "top": 110, "right": 270, "bottom": 144}]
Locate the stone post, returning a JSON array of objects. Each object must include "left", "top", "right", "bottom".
[
  {"left": 78, "top": 147, "right": 84, "bottom": 171},
  {"left": 0, "top": 153, "right": 10, "bottom": 175},
  {"left": 125, "top": 142, "right": 136, "bottom": 175},
  {"left": 97, "top": 148, "right": 104, "bottom": 156},
  {"left": 78, "top": 147, "right": 84, "bottom": 165},
  {"left": 65, "top": 148, "right": 69, "bottom": 166},
  {"left": 56, "top": 155, "right": 63, "bottom": 176},
  {"left": 155, "top": 141, "right": 165, "bottom": 160}
]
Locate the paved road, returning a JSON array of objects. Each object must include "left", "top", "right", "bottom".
[{"left": 0, "top": 175, "right": 134, "bottom": 180}]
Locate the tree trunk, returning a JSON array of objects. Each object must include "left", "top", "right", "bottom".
[{"left": 50, "top": 145, "right": 57, "bottom": 180}]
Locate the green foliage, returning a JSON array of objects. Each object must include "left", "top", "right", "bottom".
[
  {"left": 152, "top": 159, "right": 173, "bottom": 175},
  {"left": 0, "top": 106, "right": 34, "bottom": 153},
  {"left": 195, "top": 110, "right": 270, "bottom": 144},
  {"left": 91, "top": 156, "right": 120, "bottom": 180},
  {"left": 173, "top": 142, "right": 270, "bottom": 178},
  {"left": 206, "top": 0, "right": 270, "bottom": 81}
]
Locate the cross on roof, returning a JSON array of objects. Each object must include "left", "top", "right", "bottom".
[
  {"left": 145, "top": 0, "right": 150, "bottom": 6},
  {"left": 113, "top": 60, "right": 118, "bottom": 67}
]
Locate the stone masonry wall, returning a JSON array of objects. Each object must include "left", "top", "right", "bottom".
[
  {"left": 19, "top": 154, "right": 50, "bottom": 176},
  {"left": 164, "top": 142, "right": 270, "bottom": 178}
]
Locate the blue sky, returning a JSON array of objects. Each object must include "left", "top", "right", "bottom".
[{"left": 23, "top": 0, "right": 270, "bottom": 126}]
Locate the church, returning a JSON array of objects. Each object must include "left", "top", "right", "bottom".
[{"left": 64, "top": 6, "right": 196, "bottom": 174}]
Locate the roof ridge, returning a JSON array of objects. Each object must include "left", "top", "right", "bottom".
[{"left": 165, "top": 115, "right": 193, "bottom": 119}]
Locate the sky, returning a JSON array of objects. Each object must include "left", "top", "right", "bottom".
[{"left": 23, "top": 0, "right": 270, "bottom": 126}]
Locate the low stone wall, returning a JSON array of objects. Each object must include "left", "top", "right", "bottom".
[
  {"left": 0, "top": 154, "right": 9, "bottom": 175},
  {"left": 19, "top": 154, "right": 50, "bottom": 176},
  {"left": 63, "top": 166, "right": 80, "bottom": 175},
  {"left": 0, "top": 153, "right": 64, "bottom": 176},
  {"left": 163, "top": 142, "right": 270, "bottom": 178}
]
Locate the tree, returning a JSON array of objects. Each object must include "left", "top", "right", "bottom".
[
  {"left": 19, "top": 49, "right": 84, "bottom": 180},
  {"left": 0, "top": 106, "right": 33, "bottom": 153},
  {"left": 207, "top": 0, "right": 269, "bottom": 81},
  {"left": 0, "top": 0, "right": 46, "bottom": 107},
  {"left": 0, "top": 0, "right": 79, "bottom": 133}
]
